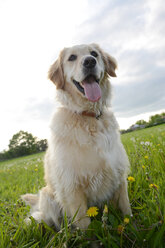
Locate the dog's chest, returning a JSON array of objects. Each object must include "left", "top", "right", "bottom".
[
  {"left": 69, "top": 116, "right": 112, "bottom": 148},
  {"left": 69, "top": 118, "right": 119, "bottom": 177},
  {"left": 55, "top": 116, "right": 118, "bottom": 173},
  {"left": 51, "top": 113, "right": 122, "bottom": 197},
  {"left": 71, "top": 118, "right": 121, "bottom": 200}
]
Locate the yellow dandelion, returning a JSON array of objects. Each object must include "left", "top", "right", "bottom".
[
  {"left": 144, "top": 155, "right": 148, "bottom": 159},
  {"left": 124, "top": 217, "right": 130, "bottom": 224},
  {"left": 103, "top": 204, "right": 108, "bottom": 214},
  {"left": 128, "top": 176, "right": 135, "bottom": 182},
  {"left": 117, "top": 225, "right": 124, "bottom": 234},
  {"left": 34, "top": 168, "right": 38, "bottom": 172},
  {"left": 142, "top": 165, "right": 145, "bottom": 169},
  {"left": 157, "top": 144, "right": 160, "bottom": 146},
  {"left": 87, "top": 207, "right": 99, "bottom": 217},
  {"left": 149, "top": 184, "right": 158, "bottom": 189}
]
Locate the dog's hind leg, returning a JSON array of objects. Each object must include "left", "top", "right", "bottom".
[
  {"left": 21, "top": 193, "right": 39, "bottom": 210},
  {"left": 21, "top": 193, "right": 41, "bottom": 224},
  {"left": 21, "top": 187, "right": 61, "bottom": 229},
  {"left": 38, "top": 186, "right": 62, "bottom": 229}
]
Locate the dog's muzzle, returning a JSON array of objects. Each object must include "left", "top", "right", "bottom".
[{"left": 73, "top": 74, "right": 101, "bottom": 102}]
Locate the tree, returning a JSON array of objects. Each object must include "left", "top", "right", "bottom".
[
  {"left": 36, "top": 139, "right": 48, "bottom": 152},
  {"left": 8, "top": 130, "right": 37, "bottom": 157},
  {"left": 135, "top": 120, "right": 147, "bottom": 125},
  {"left": 149, "top": 113, "right": 165, "bottom": 125}
]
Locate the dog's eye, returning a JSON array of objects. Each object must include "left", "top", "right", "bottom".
[
  {"left": 90, "top": 51, "right": 98, "bottom": 58},
  {"left": 68, "top": 54, "right": 77, "bottom": 61}
]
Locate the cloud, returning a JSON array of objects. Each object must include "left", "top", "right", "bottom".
[
  {"left": 23, "top": 98, "right": 54, "bottom": 122},
  {"left": 112, "top": 47, "right": 165, "bottom": 117},
  {"left": 75, "top": 0, "right": 147, "bottom": 48},
  {"left": 112, "top": 76, "right": 165, "bottom": 117}
]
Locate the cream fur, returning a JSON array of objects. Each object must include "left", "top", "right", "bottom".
[{"left": 22, "top": 44, "right": 131, "bottom": 229}]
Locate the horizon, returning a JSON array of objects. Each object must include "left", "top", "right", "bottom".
[{"left": 1, "top": 111, "right": 164, "bottom": 153}]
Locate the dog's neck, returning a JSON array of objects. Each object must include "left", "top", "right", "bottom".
[{"left": 81, "top": 110, "right": 102, "bottom": 119}]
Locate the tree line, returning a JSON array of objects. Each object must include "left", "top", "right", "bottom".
[
  {"left": 0, "top": 131, "right": 48, "bottom": 161},
  {"left": 121, "top": 112, "right": 165, "bottom": 134}
]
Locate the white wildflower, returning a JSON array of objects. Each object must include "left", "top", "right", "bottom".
[{"left": 130, "top": 137, "right": 136, "bottom": 142}]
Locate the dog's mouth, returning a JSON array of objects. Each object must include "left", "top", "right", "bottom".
[{"left": 73, "top": 75, "right": 101, "bottom": 102}]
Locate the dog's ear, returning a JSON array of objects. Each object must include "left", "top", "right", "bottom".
[
  {"left": 48, "top": 51, "right": 65, "bottom": 89},
  {"left": 92, "top": 43, "right": 117, "bottom": 77},
  {"left": 103, "top": 52, "right": 117, "bottom": 77}
]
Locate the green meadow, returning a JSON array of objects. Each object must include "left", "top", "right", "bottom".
[{"left": 0, "top": 125, "right": 165, "bottom": 247}]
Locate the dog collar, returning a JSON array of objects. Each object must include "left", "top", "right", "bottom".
[{"left": 81, "top": 111, "right": 102, "bottom": 120}]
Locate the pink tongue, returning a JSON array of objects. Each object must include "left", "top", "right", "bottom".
[{"left": 82, "top": 77, "right": 101, "bottom": 102}]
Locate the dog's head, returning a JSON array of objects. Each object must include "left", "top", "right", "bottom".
[{"left": 48, "top": 44, "right": 117, "bottom": 103}]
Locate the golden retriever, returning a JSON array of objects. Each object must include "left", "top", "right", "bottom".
[{"left": 22, "top": 43, "right": 132, "bottom": 229}]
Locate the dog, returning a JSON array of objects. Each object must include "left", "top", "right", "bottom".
[{"left": 22, "top": 43, "right": 132, "bottom": 229}]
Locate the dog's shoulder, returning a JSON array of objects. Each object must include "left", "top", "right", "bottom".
[{"left": 101, "top": 108, "right": 119, "bottom": 131}]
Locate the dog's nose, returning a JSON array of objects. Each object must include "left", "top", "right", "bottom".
[{"left": 83, "top": 56, "right": 96, "bottom": 69}]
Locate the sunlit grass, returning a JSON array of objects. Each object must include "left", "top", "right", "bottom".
[{"left": 0, "top": 125, "right": 165, "bottom": 247}]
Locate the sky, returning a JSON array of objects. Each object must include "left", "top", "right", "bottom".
[{"left": 0, "top": 0, "right": 165, "bottom": 151}]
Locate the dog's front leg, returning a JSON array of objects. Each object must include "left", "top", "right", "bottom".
[{"left": 64, "top": 188, "right": 90, "bottom": 229}]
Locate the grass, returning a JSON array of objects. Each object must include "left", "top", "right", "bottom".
[{"left": 0, "top": 125, "right": 165, "bottom": 247}]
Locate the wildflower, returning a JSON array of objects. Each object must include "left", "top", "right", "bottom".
[
  {"left": 34, "top": 168, "right": 38, "bottom": 172},
  {"left": 145, "top": 141, "right": 151, "bottom": 146},
  {"left": 141, "top": 141, "right": 152, "bottom": 146},
  {"left": 144, "top": 156, "right": 148, "bottom": 159},
  {"left": 130, "top": 137, "right": 136, "bottom": 142},
  {"left": 157, "top": 144, "right": 160, "bottom": 146},
  {"left": 142, "top": 165, "right": 145, "bottom": 169},
  {"left": 124, "top": 217, "right": 130, "bottom": 224},
  {"left": 149, "top": 184, "right": 158, "bottom": 190},
  {"left": 87, "top": 207, "right": 99, "bottom": 217},
  {"left": 103, "top": 204, "right": 108, "bottom": 214},
  {"left": 117, "top": 225, "right": 124, "bottom": 234},
  {"left": 128, "top": 176, "right": 135, "bottom": 182}
]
